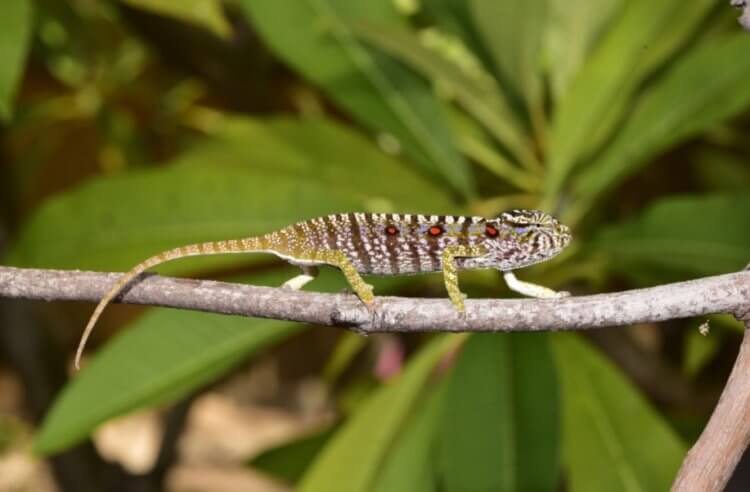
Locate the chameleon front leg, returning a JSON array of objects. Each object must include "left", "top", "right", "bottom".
[
  {"left": 282, "top": 265, "right": 319, "bottom": 290},
  {"left": 442, "top": 245, "right": 488, "bottom": 312},
  {"left": 503, "top": 271, "right": 569, "bottom": 298},
  {"left": 319, "top": 250, "right": 375, "bottom": 308}
]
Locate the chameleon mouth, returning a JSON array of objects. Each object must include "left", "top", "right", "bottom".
[{"left": 556, "top": 223, "right": 572, "bottom": 246}]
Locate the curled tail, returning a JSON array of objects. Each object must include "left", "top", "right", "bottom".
[{"left": 75, "top": 236, "right": 269, "bottom": 369}]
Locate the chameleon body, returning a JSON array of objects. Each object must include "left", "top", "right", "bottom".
[{"left": 76, "top": 210, "right": 571, "bottom": 368}]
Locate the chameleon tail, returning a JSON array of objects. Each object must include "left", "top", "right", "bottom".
[{"left": 75, "top": 236, "right": 269, "bottom": 369}]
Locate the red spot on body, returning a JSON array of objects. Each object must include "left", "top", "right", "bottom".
[
  {"left": 486, "top": 225, "right": 499, "bottom": 237},
  {"left": 386, "top": 225, "right": 399, "bottom": 236},
  {"left": 429, "top": 225, "right": 443, "bottom": 236}
]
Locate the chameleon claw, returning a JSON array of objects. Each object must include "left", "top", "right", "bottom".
[{"left": 364, "top": 298, "right": 376, "bottom": 314}]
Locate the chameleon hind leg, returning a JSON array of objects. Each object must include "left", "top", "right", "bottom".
[
  {"left": 282, "top": 265, "right": 319, "bottom": 290},
  {"left": 503, "top": 272, "right": 569, "bottom": 298},
  {"left": 442, "top": 245, "right": 488, "bottom": 312},
  {"left": 319, "top": 250, "right": 375, "bottom": 309}
]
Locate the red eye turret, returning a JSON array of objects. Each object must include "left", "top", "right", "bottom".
[{"left": 428, "top": 225, "right": 444, "bottom": 236}]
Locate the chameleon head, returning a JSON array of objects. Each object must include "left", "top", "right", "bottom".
[{"left": 482, "top": 209, "right": 571, "bottom": 270}]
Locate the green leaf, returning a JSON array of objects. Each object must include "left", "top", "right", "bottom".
[
  {"left": 591, "top": 193, "right": 750, "bottom": 277},
  {"left": 421, "top": 0, "right": 490, "bottom": 62},
  {"left": 239, "top": 0, "right": 475, "bottom": 198},
  {"left": 544, "top": 0, "right": 622, "bottom": 99},
  {"left": 349, "top": 21, "right": 531, "bottom": 168},
  {"left": 118, "top": 0, "right": 231, "bottom": 38},
  {"left": 571, "top": 33, "right": 750, "bottom": 220},
  {"left": 0, "top": 0, "right": 32, "bottom": 120},
  {"left": 35, "top": 259, "right": 408, "bottom": 457},
  {"left": 322, "top": 332, "right": 368, "bottom": 384},
  {"left": 469, "top": 0, "right": 548, "bottom": 109},
  {"left": 439, "top": 332, "right": 560, "bottom": 492},
  {"left": 546, "top": 0, "right": 702, "bottom": 199},
  {"left": 35, "top": 308, "right": 300, "bottom": 454},
  {"left": 7, "top": 116, "right": 453, "bottom": 271},
  {"left": 298, "top": 335, "right": 460, "bottom": 492},
  {"left": 249, "top": 426, "right": 337, "bottom": 484},
  {"left": 683, "top": 327, "right": 720, "bottom": 377},
  {"left": 554, "top": 334, "right": 686, "bottom": 492},
  {"left": 372, "top": 381, "right": 447, "bottom": 492},
  {"left": 692, "top": 149, "right": 750, "bottom": 192}
]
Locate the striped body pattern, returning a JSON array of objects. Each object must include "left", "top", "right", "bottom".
[
  {"left": 76, "top": 210, "right": 571, "bottom": 368},
  {"left": 265, "top": 211, "right": 570, "bottom": 275}
]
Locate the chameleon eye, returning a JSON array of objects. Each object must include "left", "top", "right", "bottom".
[
  {"left": 485, "top": 225, "right": 499, "bottom": 237},
  {"left": 428, "top": 225, "right": 444, "bottom": 236},
  {"left": 385, "top": 225, "right": 399, "bottom": 236}
]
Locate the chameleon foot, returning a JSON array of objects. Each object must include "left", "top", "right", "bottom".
[
  {"left": 281, "top": 266, "right": 319, "bottom": 290},
  {"left": 503, "top": 272, "right": 568, "bottom": 299}
]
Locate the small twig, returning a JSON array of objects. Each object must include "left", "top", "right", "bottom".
[{"left": 1, "top": 266, "right": 750, "bottom": 333}]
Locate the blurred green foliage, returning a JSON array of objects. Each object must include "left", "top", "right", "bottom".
[{"left": 2, "top": 0, "right": 750, "bottom": 490}]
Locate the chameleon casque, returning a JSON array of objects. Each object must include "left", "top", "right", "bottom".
[{"left": 76, "top": 210, "right": 571, "bottom": 368}]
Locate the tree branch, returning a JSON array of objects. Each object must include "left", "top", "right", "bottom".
[
  {"left": 672, "top": 318, "right": 750, "bottom": 491},
  {"left": 4, "top": 264, "right": 750, "bottom": 488},
  {"left": 1, "top": 265, "right": 750, "bottom": 333}
]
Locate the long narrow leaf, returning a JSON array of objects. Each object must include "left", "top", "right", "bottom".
[
  {"left": 240, "top": 0, "right": 476, "bottom": 198},
  {"left": 554, "top": 334, "right": 686, "bottom": 492},
  {"left": 118, "top": 0, "right": 231, "bottom": 38},
  {"left": 591, "top": 193, "right": 750, "bottom": 277},
  {"left": 546, "top": 0, "right": 698, "bottom": 200},
  {"left": 298, "top": 335, "right": 460, "bottom": 492},
  {"left": 438, "top": 332, "right": 560, "bottom": 492},
  {"left": 7, "top": 117, "right": 453, "bottom": 271},
  {"left": 372, "top": 381, "right": 447, "bottom": 492},
  {"left": 544, "top": 0, "right": 623, "bottom": 100},
  {"left": 570, "top": 33, "right": 750, "bottom": 222},
  {"left": 35, "top": 309, "right": 300, "bottom": 454},
  {"left": 0, "top": 0, "right": 32, "bottom": 120},
  {"left": 469, "top": 0, "right": 548, "bottom": 112},
  {"left": 349, "top": 21, "right": 533, "bottom": 168}
]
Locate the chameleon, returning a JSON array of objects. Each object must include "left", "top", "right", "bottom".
[{"left": 76, "top": 210, "right": 571, "bottom": 368}]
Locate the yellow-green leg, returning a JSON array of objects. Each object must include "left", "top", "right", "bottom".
[
  {"left": 319, "top": 250, "right": 375, "bottom": 309},
  {"left": 442, "top": 245, "right": 487, "bottom": 312}
]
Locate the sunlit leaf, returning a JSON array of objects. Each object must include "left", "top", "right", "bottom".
[
  {"left": 439, "top": 332, "right": 559, "bottom": 492},
  {"left": 35, "top": 307, "right": 300, "bottom": 454},
  {"left": 546, "top": 0, "right": 703, "bottom": 200},
  {"left": 348, "top": 21, "right": 531, "bottom": 167},
  {"left": 118, "top": 0, "right": 231, "bottom": 38},
  {"left": 0, "top": 0, "right": 33, "bottom": 120},
  {"left": 544, "top": 0, "right": 622, "bottom": 99},
  {"left": 7, "top": 117, "right": 453, "bottom": 272},
  {"left": 240, "top": 0, "right": 475, "bottom": 198},
  {"left": 469, "top": 0, "right": 548, "bottom": 109},
  {"left": 421, "top": 0, "right": 490, "bottom": 62},
  {"left": 249, "top": 426, "right": 337, "bottom": 484},
  {"left": 591, "top": 193, "right": 750, "bottom": 277},
  {"left": 298, "top": 335, "right": 460, "bottom": 492},
  {"left": 571, "top": 34, "right": 750, "bottom": 220},
  {"left": 554, "top": 334, "right": 686, "bottom": 492},
  {"left": 372, "top": 381, "right": 447, "bottom": 492}
]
